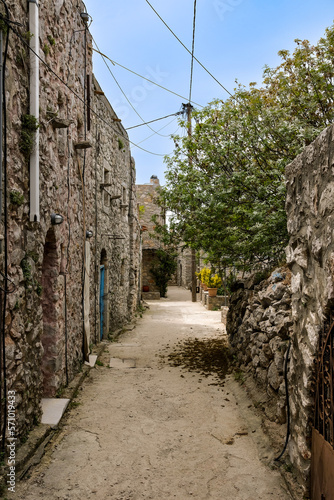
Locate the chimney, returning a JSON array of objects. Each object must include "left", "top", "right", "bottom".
[{"left": 150, "top": 175, "right": 159, "bottom": 186}]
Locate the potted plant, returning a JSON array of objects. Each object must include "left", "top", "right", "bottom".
[
  {"left": 207, "top": 273, "right": 222, "bottom": 297},
  {"left": 201, "top": 267, "right": 211, "bottom": 291}
]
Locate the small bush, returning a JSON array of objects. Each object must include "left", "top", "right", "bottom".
[
  {"left": 47, "top": 35, "right": 55, "bottom": 46},
  {"left": 42, "top": 44, "right": 50, "bottom": 56},
  {"left": 10, "top": 190, "right": 24, "bottom": 206}
]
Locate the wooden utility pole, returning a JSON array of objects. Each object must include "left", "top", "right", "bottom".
[{"left": 184, "top": 102, "right": 197, "bottom": 303}]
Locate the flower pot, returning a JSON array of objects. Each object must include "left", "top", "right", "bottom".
[
  {"left": 208, "top": 288, "right": 217, "bottom": 297},
  {"left": 203, "top": 284, "right": 208, "bottom": 291}
]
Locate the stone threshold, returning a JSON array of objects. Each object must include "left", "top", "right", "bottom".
[
  {"left": 41, "top": 398, "right": 70, "bottom": 425},
  {"left": 85, "top": 354, "right": 98, "bottom": 367}
]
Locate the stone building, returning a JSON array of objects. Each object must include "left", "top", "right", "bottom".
[
  {"left": 91, "top": 76, "right": 141, "bottom": 338},
  {"left": 136, "top": 175, "right": 164, "bottom": 299},
  {"left": 176, "top": 246, "right": 192, "bottom": 288},
  {"left": 0, "top": 0, "right": 140, "bottom": 443}
]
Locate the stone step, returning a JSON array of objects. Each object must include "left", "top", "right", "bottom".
[{"left": 41, "top": 398, "right": 70, "bottom": 426}]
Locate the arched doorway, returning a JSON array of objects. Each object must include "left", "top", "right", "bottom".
[
  {"left": 41, "top": 228, "right": 63, "bottom": 396},
  {"left": 100, "top": 250, "right": 108, "bottom": 340}
]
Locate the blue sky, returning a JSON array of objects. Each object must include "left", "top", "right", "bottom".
[{"left": 84, "top": 0, "right": 334, "bottom": 184}]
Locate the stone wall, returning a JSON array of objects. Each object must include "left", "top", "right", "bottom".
[
  {"left": 1, "top": 0, "right": 95, "bottom": 440},
  {"left": 200, "top": 289, "right": 229, "bottom": 310},
  {"left": 1, "top": 0, "right": 140, "bottom": 442},
  {"left": 136, "top": 175, "right": 162, "bottom": 250},
  {"left": 285, "top": 124, "right": 334, "bottom": 481},
  {"left": 177, "top": 247, "right": 192, "bottom": 288},
  {"left": 227, "top": 268, "right": 292, "bottom": 424},
  {"left": 91, "top": 77, "right": 141, "bottom": 335}
]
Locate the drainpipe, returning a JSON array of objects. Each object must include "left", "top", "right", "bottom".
[{"left": 29, "top": 0, "right": 40, "bottom": 222}]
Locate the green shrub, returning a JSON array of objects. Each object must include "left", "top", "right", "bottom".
[
  {"left": 10, "top": 190, "right": 24, "bottom": 206},
  {"left": 19, "top": 115, "right": 39, "bottom": 159}
]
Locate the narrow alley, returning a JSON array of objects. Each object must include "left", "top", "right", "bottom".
[{"left": 15, "top": 288, "right": 291, "bottom": 500}]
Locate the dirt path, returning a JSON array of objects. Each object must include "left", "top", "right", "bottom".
[{"left": 15, "top": 287, "right": 291, "bottom": 500}]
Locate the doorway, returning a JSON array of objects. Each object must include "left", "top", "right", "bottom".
[
  {"left": 41, "top": 228, "right": 63, "bottom": 396},
  {"left": 99, "top": 250, "right": 108, "bottom": 340}
]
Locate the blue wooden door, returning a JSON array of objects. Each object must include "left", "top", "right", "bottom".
[{"left": 100, "top": 265, "right": 105, "bottom": 340}]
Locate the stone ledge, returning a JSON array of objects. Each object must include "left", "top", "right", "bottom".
[
  {"left": 206, "top": 295, "right": 229, "bottom": 311},
  {"left": 199, "top": 289, "right": 229, "bottom": 311}
]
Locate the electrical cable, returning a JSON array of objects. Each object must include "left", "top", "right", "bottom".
[
  {"left": 145, "top": 0, "right": 233, "bottom": 98},
  {"left": 136, "top": 116, "right": 179, "bottom": 145},
  {"left": 91, "top": 47, "right": 203, "bottom": 108},
  {"left": 5, "top": 20, "right": 169, "bottom": 158},
  {"left": 82, "top": 25, "right": 88, "bottom": 361},
  {"left": 94, "top": 122, "right": 98, "bottom": 345},
  {"left": 62, "top": 23, "right": 81, "bottom": 386},
  {"left": 274, "top": 340, "right": 291, "bottom": 461},
  {"left": 64, "top": 273, "right": 68, "bottom": 385},
  {"left": 0, "top": 0, "right": 9, "bottom": 455},
  {"left": 126, "top": 111, "right": 182, "bottom": 130},
  {"left": 143, "top": 2, "right": 287, "bottom": 180},
  {"left": 189, "top": 0, "right": 197, "bottom": 104},
  {"left": 0, "top": 271, "right": 16, "bottom": 294},
  {"left": 92, "top": 37, "right": 178, "bottom": 137},
  {"left": 77, "top": 153, "right": 89, "bottom": 361}
]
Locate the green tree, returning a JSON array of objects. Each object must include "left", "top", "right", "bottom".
[
  {"left": 161, "top": 23, "right": 334, "bottom": 273},
  {"left": 150, "top": 248, "right": 177, "bottom": 298}
]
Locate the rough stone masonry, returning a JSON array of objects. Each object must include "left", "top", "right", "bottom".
[
  {"left": 285, "top": 123, "right": 334, "bottom": 483},
  {"left": 227, "top": 268, "right": 292, "bottom": 425},
  {"left": 1, "top": 0, "right": 140, "bottom": 443}
]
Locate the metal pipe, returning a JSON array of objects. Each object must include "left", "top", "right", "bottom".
[{"left": 29, "top": 0, "right": 40, "bottom": 222}]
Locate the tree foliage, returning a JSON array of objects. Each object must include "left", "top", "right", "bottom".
[
  {"left": 160, "top": 24, "right": 334, "bottom": 272},
  {"left": 150, "top": 248, "right": 178, "bottom": 298}
]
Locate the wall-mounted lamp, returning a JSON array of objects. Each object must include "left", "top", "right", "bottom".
[
  {"left": 80, "top": 12, "right": 90, "bottom": 24},
  {"left": 51, "top": 213, "right": 64, "bottom": 225},
  {"left": 86, "top": 230, "right": 93, "bottom": 239}
]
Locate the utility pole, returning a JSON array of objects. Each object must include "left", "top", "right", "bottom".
[{"left": 183, "top": 102, "right": 197, "bottom": 303}]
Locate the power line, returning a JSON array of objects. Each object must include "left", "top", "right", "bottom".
[
  {"left": 137, "top": 116, "right": 179, "bottom": 145},
  {"left": 189, "top": 0, "right": 197, "bottom": 104},
  {"left": 126, "top": 111, "right": 182, "bottom": 130},
  {"left": 145, "top": 0, "right": 233, "bottom": 98},
  {"left": 92, "top": 47, "right": 203, "bottom": 108},
  {"left": 92, "top": 36, "right": 173, "bottom": 138},
  {"left": 8, "top": 20, "right": 168, "bottom": 157}
]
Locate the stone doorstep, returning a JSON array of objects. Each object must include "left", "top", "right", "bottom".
[
  {"left": 109, "top": 357, "right": 136, "bottom": 369},
  {"left": 84, "top": 354, "right": 98, "bottom": 367},
  {"left": 41, "top": 398, "right": 70, "bottom": 425}
]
